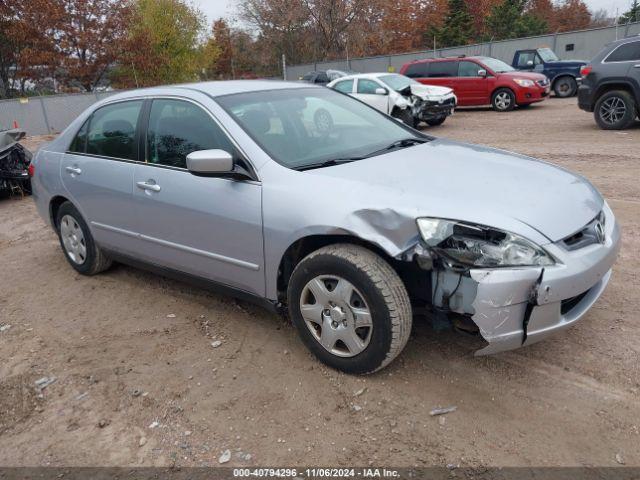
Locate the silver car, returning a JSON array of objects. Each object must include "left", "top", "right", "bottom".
[{"left": 31, "top": 81, "right": 620, "bottom": 374}]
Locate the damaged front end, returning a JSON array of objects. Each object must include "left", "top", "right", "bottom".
[
  {"left": 400, "top": 211, "right": 620, "bottom": 355},
  {"left": 0, "top": 129, "right": 32, "bottom": 196},
  {"left": 398, "top": 84, "right": 457, "bottom": 122}
]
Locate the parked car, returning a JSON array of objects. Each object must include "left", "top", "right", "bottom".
[
  {"left": 31, "top": 81, "right": 620, "bottom": 374},
  {"left": 578, "top": 37, "right": 640, "bottom": 130},
  {"left": 327, "top": 73, "right": 456, "bottom": 127},
  {"left": 400, "top": 56, "right": 550, "bottom": 111},
  {"left": 299, "top": 69, "right": 352, "bottom": 85},
  {"left": 512, "top": 47, "right": 586, "bottom": 98}
]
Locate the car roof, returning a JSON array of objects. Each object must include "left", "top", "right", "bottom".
[
  {"left": 101, "top": 80, "right": 316, "bottom": 103},
  {"left": 410, "top": 56, "right": 485, "bottom": 64},
  {"left": 330, "top": 72, "right": 398, "bottom": 81}
]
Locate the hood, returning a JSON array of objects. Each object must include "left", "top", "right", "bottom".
[
  {"left": 306, "top": 139, "right": 603, "bottom": 244},
  {"left": 546, "top": 59, "right": 587, "bottom": 67},
  {"left": 407, "top": 83, "right": 454, "bottom": 99},
  {"left": 500, "top": 71, "right": 547, "bottom": 81}
]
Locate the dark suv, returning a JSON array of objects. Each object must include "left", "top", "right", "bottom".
[{"left": 578, "top": 37, "right": 640, "bottom": 130}]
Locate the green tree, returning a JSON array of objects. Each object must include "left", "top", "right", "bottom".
[
  {"left": 485, "top": 0, "right": 547, "bottom": 41},
  {"left": 112, "top": 0, "right": 209, "bottom": 88},
  {"left": 619, "top": 0, "right": 640, "bottom": 23},
  {"left": 427, "top": 0, "right": 475, "bottom": 48}
]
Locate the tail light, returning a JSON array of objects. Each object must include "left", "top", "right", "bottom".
[
  {"left": 580, "top": 65, "right": 592, "bottom": 78},
  {"left": 28, "top": 163, "right": 35, "bottom": 177}
]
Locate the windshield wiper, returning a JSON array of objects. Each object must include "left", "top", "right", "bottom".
[
  {"left": 294, "top": 157, "right": 364, "bottom": 171},
  {"left": 383, "top": 137, "right": 428, "bottom": 150}
]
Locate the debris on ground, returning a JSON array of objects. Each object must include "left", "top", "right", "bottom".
[
  {"left": 97, "top": 419, "right": 110, "bottom": 428},
  {"left": 615, "top": 453, "right": 625, "bottom": 465},
  {"left": 34, "top": 376, "right": 56, "bottom": 392},
  {"left": 148, "top": 421, "right": 159, "bottom": 429},
  {"left": 0, "top": 129, "right": 32, "bottom": 196},
  {"left": 139, "top": 437, "right": 147, "bottom": 447},
  {"left": 430, "top": 406, "right": 457, "bottom": 416},
  {"left": 218, "top": 449, "right": 231, "bottom": 464},
  {"left": 354, "top": 387, "right": 367, "bottom": 397},
  {"left": 0, "top": 324, "right": 11, "bottom": 333},
  {"left": 211, "top": 340, "right": 222, "bottom": 348},
  {"left": 352, "top": 405, "right": 362, "bottom": 412},
  {"left": 166, "top": 314, "right": 176, "bottom": 318}
]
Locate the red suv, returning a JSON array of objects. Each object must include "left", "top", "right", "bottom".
[{"left": 400, "top": 56, "right": 550, "bottom": 111}]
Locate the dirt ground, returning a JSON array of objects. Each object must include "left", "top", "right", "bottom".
[{"left": 1, "top": 98, "right": 639, "bottom": 468}]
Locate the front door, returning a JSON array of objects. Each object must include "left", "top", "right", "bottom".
[
  {"left": 456, "top": 60, "right": 490, "bottom": 106},
  {"left": 353, "top": 78, "right": 390, "bottom": 113},
  {"left": 60, "top": 100, "right": 143, "bottom": 253},
  {"left": 132, "top": 98, "right": 264, "bottom": 296}
]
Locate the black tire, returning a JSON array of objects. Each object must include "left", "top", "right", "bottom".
[
  {"left": 491, "top": 88, "right": 516, "bottom": 112},
  {"left": 594, "top": 90, "right": 637, "bottom": 130},
  {"left": 553, "top": 76, "right": 577, "bottom": 98},
  {"left": 426, "top": 116, "right": 447, "bottom": 126},
  {"left": 287, "top": 244, "right": 412, "bottom": 374},
  {"left": 55, "top": 201, "right": 112, "bottom": 275},
  {"left": 392, "top": 108, "right": 417, "bottom": 128}
]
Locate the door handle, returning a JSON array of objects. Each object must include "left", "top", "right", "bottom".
[
  {"left": 136, "top": 181, "right": 161, "bottom": 192},
  {"left": 65, "top": 166, "right": 82, "bottom": 175}
]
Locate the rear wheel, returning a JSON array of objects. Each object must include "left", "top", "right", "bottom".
[
  {"left": 287, "top": 244, "right": 412, "bottom": 374},
  {"left": 56, "top": 201, "right": 112, "bottom": 275},
  {"left": 426, "top": 116, "right": 447, "bottom": 126},
  {"left": 553, "top": 76, "right": 577, "bottom": 98},
  {"left": 491, "top": 88, "right": 515, "bottom": 112},
  {"left": 594, "top": 90, "right": 636, "bottom": 130}
]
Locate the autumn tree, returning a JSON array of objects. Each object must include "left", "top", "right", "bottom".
[
  {"left": 204, "top": 18, "right": 232, "bottom": 78},
  {"left": 57, "top": 0, "right": 132, "bottom": 92},
  {"left": 112, "top": 0, "right": 211, "bottom": 88},
  {"left": 554, "top": 0, "right": 592, "bottom": 31}
]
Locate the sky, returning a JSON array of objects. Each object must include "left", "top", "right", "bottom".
[{"left": 193, "top": 0, "right": 635, "bottom": 27}]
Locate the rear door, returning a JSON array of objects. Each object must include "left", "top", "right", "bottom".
[
  {"left": 603, "top": 40, "right": 640, "bottom": 93},
  {"left": 456, "top": 60, "right": 490, "bottom": 105},
  {"left": 132, "top": 97, "right": 264, "bottom": 296},
  {"left": 61, "top": 100, "right": 143, "bottom": 253},
  {"left": 424, "top": 60, "right": 460, "bottom": 96},
  {"left": 353, "top": 78, "right": 390, "bottom": 113}
]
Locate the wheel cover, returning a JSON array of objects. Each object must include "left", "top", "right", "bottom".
[
  {"left": 300, "top": 275, "right": 373, "bottom": 358},
  {"left": 557, "top": 79, "right": 571, "bottom": 94},
  {"left": 599, "top": 97, "right": 627, "bottom": 125},
  {"left": 60, "top": 214, "right": 87, "bottom": 264},
  {"left": 495, "top": 92, "right": 511, "bottom": 110}
]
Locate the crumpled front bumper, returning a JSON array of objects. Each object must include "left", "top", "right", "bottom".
[
  {"left": 469, "top": 203, "right": 620, "bottom": 355},
  {"left": 413, "top": 94, "right": 457, "bottom": 119}
]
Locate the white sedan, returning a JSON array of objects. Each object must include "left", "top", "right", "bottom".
[{"left": 328, "top": 73, "right": 457, "bottom": 127}]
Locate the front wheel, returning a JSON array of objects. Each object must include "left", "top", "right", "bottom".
[
  {"left": 594, "top": 90, "right": 637, "bottom": 130},
  {"left": 287, "top": 244, "right": 412, "bottom": 374},
  {"left": 426, "top": 116, "right": 447, "bottom": 126},
  {"left": 553, "top": 76, "right": 577, "bottom": 98},
  {"left": 491, "top": 88, "right": 516, "bottom": 112},
  {"left": 392, "top": 108, "right": 417, "bottom": 128}
]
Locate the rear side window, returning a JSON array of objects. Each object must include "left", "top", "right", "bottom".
[
  {"left": 69, "top": 119, "right": 89, "bottom": 153},
  {"left": 404, "top": 62, "right": 429, "bottom": 78},
  {"left": 147, "top": 99, "right": 234, "bottom": 169},
  {"left": 333, "top": 79, "right": 354, "bottom": 93},
  {"left": 85, "top": 101, "right": 143, "bottom": 160},
  {"left": 605, "top": 41, "right": 640, "bottom": 62},
  {"left": 428, "top": 61, "right": 458, "bottom": 78},
  {"left": 357, "top": 79, "right": 382, "bottom": 94}
]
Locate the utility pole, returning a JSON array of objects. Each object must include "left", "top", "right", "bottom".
[{"left": 282, "top": 54, "right": 287, "bottom": 81}]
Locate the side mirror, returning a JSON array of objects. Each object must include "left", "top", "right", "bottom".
[
  {"left": 526, "top": 60, "right": 534, "bottom": 67},
  {"left": 186, "top": 149, "right": 233, "bottom": 175},
  {"left": 375, "top": 87, "right": 388, "bottom": 95},
  {"left": 478, "top": 69, "right": 487, "bottom": 78}
]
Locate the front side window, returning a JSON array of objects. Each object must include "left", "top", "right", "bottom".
[
  {"left": 357, "top": 79, "right": 382, "bottom": 94},
  {"left": 428, "top": 61, "right": 458, "bottom": 78},
  {"left": 378, "top": 74, "right": 418, "bottom": 91},
  {"left": 216, "top": 87, "right": 426, "bottom": 170},
  {"left": 146, "top": 99, "right": 234, "bottom": 169},
  {"left": 85, "top": 100, "right": 143, "bottom": 160},
  {"left": 477, "top": 57, "right": 515, "bottom": 73},
  {"left": 459, "top": 61, "right": 483, "bottom": 77},
  {"left": 333, "top": 79, "right": 354, "bottom": 93},
  {"left": 516, "top": 52, "right": 537, "bottom": 68},
  {"left": 605, "top": 41, "right": 640, "bottom": 62}
]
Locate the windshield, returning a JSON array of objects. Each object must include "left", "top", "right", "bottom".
[
  {"left": 479, "top": 57, "right": 514, "bottom": 73},
  {"left": 216, "top": 87, "right": 426, "bottom": 170},
  {"left": 537, "top": 47, "right": 559, "bottom": 62},
  {"left": 378, "top": 74, "right": 418, "bottom": 91}
]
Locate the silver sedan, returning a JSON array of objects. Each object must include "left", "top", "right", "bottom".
[{"left": 31, "top": 81, "right": 620, "bottom": 373}]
